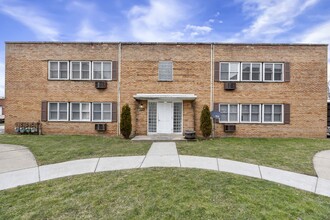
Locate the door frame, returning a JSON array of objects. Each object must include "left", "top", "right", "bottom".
[
  {"left": 157, "top": 102, "right": 173, "bottom": 134},
  {"left": 147, "top": 100, "right": 183, "bottom": 135}
]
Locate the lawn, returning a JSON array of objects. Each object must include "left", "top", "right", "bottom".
[
  {"left": 1, "top": 135, "right": 329, "bottom": 176},
  {"left": 0, "top": 135, "right": 151, "bottom": 165},
  {"left": 177, "top": 138, "right": 330, "bottom": 176},
  {"left": 0, "top": 168, "right": 329, "bottom": 219}
]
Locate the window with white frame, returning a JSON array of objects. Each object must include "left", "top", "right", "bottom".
[
  {"left": 241, "top": 63, "right": 262, "bottom": 81},
  {"left": 92, "top": 103, "right": 112, "bottom": 122},
  {"left": 48, "top": 102, "right": 69, "bottom": 121},
  {"left": 158, "top": 61, "right": 173, "bottom": 81},
  {"left": 70, "top": 103, "right": 91, "bottom": 121},
  {"left": 49, "top": 61, "right": 69, "bottom": 80},
  {"left": 263, "top": 104, "right": 283, "bottom": 123},
  {"left": 220, "top": 62, "right": 239, "bottom": 81},
  {"left": 240, "top": 104, "right": 261, "bottom": 123},
  {"left": 92, "top": 61, "right": 112, "bottom": 80},
  {"left": 71, "top": 61, "right": 91, "bottom": 80},
  {"left": 219, "top": 104, "right": 239, "bottom": 123},
  {"left": 263, "top": 63, "right": 283, "bottom": 82}
]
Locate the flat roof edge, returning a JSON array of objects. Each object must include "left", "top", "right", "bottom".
[{"left": 4, "top": 41, "right": 328, "bottom": 46}]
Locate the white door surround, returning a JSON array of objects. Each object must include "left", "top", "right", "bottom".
[
  {"left": 147, "top": 101, "right": 183, "bottom": 134},
  {"left": 157, "top": 102, "right": 173, "bottom": 134}
]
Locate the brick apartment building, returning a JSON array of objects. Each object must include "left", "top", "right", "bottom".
[{"left": 5, "top": 42, "right": 328, "bottom": 138}]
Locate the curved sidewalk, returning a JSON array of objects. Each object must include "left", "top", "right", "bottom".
[
  {"left": 0, "top": 144, "right": 37, "bottom": 173},
  {"left": 313, "top": 150, "right": 330, "bottom": 180},
  {"left": 0, "top": 142, "right": 330, "bottom": 198}
]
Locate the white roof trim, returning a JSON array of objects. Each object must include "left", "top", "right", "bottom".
[{"left": 133, "top": 93, "right": 197, "bottom": 101}]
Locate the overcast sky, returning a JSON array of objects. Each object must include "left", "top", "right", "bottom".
[{"left": 0, "top": 0, "right": 329, "bottom": 96}]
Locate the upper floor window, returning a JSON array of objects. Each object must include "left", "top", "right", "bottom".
[
  {"left": 158, "top": 61, "right": 173, "bottom": 81},
  {"left": 71, "top": 61, "right": 91, "bottom": 80},
  {"left": 264, "top": 63, "right": 283, "bottom": 82},
  {"left": 92, "top": 61, "right": 112, "bottom": 80},
  {"left": 48, "top": 102, "right": 69, "bottom": 121},
  {"left": 70, "top": 103, "right": 91, "bottom": 121},
  {"left": 49, "top": 61, "right": 69, "bottom": 80},
  {"left": 217, "top": 62, "right": 288, "bottom": 82},
  {"left": 219, "top": 104, "right": 239, "bottom": 123},
  {"left": 220, "top": 62, "right": 239, "bottom": 81},
  {"left": 241, "top": 63, "right": 262, "bottom": 81}
]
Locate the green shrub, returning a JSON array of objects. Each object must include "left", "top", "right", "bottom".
[
  {"left": 120, "top": 104, "right": 132, "bottom": 139},
  {"left": 200, "top": 105, "right": 212, "bottom": 138}
]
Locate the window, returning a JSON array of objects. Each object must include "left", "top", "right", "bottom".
[
  {"left": 173, "top": 102, "right": 182, "bottom": 133},
  {"left": 240, "top": 104, "right": 261, "bottom": 123},
  {"left": 148, "top": 102, "right": 157, "bottom": 133},
  {"left": 48, "top": 61, "right": 69, "bottom": 80},
  {"left": 92, "top": 103, "right": 112, "bottom": 122},
  {"left": 92, "top": 61, "right": 112, "bottom": 80},
  {"left": 71, "top": 61, "right": 91, "bottom": 80},
  {"left": 263, "top": 63, "right": 283, "bottom": 82},
  {"left": 70, "top": 103, "right": 91, "bottom": 121},
  {"left": 220, "top": 62, "right": 239, "bottom": 81},
  {"left": 241, "top": 63, "right": 262, "bottom": 81},
  {"left": 48, "top": 102, "right": 69, "bottom": 121},
  {"left": 219, "top": 104, "right": 239, "bottom": 123},
  {"left": 158, "top": 61, "right": 173, "bottom": 81},
  {"left": 263, "top": 104, "right": 283, "bottom": 123}
]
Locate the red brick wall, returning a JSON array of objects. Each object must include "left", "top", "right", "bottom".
[
  {"left": 5, "top": 43, "right": 119, "bottom": 135},
  {"left": 213, "top": 44, "right": 328, "bottom": 138},
  {"left": 5, "top": 42, "right": 328, "bottom": 138},
  {"left": 120, "top": 44, "right": 211, "bottom": 136}
]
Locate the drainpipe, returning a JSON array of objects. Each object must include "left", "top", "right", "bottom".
[
  {"left": 211, "top": 43, "right": 215, "bottom": 137},
  {"left": 117, "top": 43, "right": 121, "bottom": 136},
  {"left": 210, "top": 43, "right": 214, "bottom": 110}
]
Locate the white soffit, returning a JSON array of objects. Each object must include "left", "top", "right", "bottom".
[{"left": 133, "top": 94, "right": 197, "bottom": 101}]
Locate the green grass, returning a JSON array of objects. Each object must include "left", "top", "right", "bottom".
[
  {"left": 0, "top": 135, "right": 151, "bottom": 165},
  {"left": 1, "top": 168, "right": 330, "bottom": 219},
  {"left": 177, "top": 138, "right": 330, "bottom": 176}
]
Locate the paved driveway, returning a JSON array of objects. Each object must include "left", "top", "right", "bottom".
[{"left": 0, "top": 144, "right": 37, "bottom": 173}]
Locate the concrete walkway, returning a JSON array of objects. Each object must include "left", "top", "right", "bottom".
[
  {"left": 0, "top": 142, "right": 330, "bottom": 198},
  {"left": 313, "top": 150, "right": 330, "bottom": 180},
  {"left": 0, "top": 144, "right": 37, "bottom": 173}
]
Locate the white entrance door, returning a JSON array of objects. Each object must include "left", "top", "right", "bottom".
[{"left": 157, "top": 102, "right": 173, "bottom": 133}]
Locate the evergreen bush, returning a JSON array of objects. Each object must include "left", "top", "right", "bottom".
[{"left": 120, "top": 104, "right": 132, "bottom": 139}]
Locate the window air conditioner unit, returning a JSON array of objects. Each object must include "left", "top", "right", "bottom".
[
  {"left": 224, "top": 82, "right": 236, "bottom": 90},
  {"left": 95, "top": 123, "right": 107, "bottom": 131},
  {"left": 95, "top": 81, "right": 107, "bottom": 89},
  {"left": 224, "top": 124, "right": 236, "bottom": 133}
]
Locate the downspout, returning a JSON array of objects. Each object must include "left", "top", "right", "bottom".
[
  {"left": 117, "top": 43, "right": 121, "bottom": 136},
  {"left": 211, "top": 43, "right": 214, "bottom": 110},
  {"left": 211, "top": 43, "right": 215, "bottom": 138}
]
